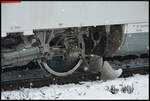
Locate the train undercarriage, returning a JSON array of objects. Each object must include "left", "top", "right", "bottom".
[{"left": 1, "top": 24, "right": 124, "bottom": 80}]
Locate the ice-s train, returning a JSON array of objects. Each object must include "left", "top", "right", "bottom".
[{"left": 1, "top": 1, "right": 149, "bottom": 79}]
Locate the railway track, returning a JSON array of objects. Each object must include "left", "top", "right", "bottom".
[{"left": 1, "top": 54, "right": 149, "bottom": 91}]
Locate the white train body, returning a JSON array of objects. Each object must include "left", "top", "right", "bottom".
[{"left": 2, "top": 1, "right": 148, "bottom": 36}]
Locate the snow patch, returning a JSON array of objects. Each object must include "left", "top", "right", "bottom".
[{"left": 1, "top": 74, "right": 149, "bottom": 100}]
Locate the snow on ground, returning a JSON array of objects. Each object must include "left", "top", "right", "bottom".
[{"left": 1, "top": 74, "right": 149, "bottom": 100}]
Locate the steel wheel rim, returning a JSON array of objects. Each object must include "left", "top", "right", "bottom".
[{"left": 40, "top": 59, "right": 83, "bottom": 76}]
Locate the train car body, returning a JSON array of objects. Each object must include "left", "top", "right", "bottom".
[
  {"left": 1, "top": 1, "right": 149, "bottom": 79},
  {"left": 2, "top": 1, "right": 148, "bottom": 33}
]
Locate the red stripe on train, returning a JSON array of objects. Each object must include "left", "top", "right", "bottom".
[{"left": 1, "top": 1, "right": 21, "bottom": 3}]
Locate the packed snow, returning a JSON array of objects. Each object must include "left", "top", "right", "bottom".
[{"left": 1, "top": 74, "right": 149, "bottom": 100}]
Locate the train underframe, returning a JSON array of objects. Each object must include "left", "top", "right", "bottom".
[{"left": 1, "top": 24, "right": 124, "bottom": 80}]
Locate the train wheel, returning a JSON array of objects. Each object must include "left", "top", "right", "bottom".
[{"left": 35, "top": 29, "right": 85, "bottom": 76}]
